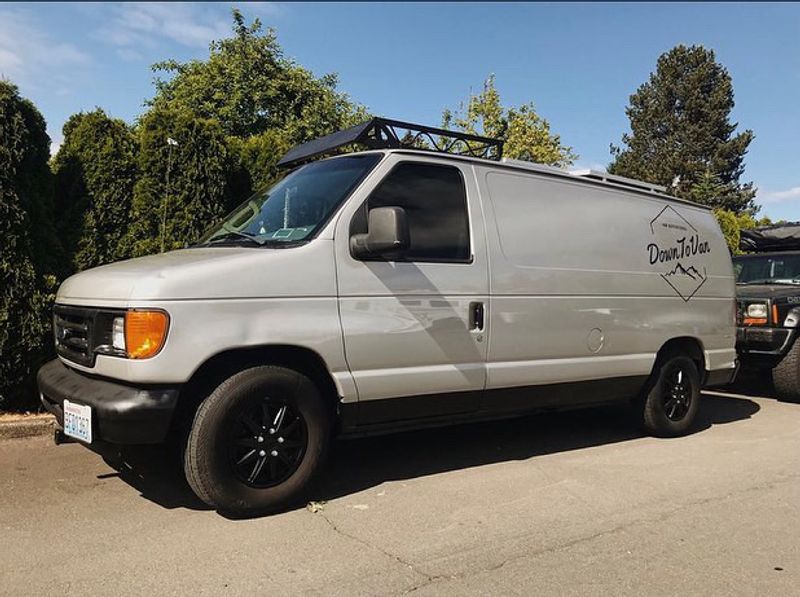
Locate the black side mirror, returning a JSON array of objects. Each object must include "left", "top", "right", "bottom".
[{"left": 350, "top": 206, "right": 410, "bottom": 259}]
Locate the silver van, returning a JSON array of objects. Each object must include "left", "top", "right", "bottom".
[{"left": 38, "top": 118, "right": 738, "bottom": 513}]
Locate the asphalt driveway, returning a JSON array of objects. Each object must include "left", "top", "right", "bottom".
[{"left": 1, "top": 388, "right": 798, "bottom": 596}]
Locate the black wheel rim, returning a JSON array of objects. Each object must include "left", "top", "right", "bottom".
[
  {"left": 661, "top": 363, "right": 693, "bottom": 422},
  {"left": 228, "top": 398, "right": 307, "bottom": 489}
]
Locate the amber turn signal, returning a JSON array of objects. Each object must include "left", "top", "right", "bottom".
[
  {"left": 742, "top": 317, "right": 767, "bottom": 326},
  {"left": 125, "top": 310, "right": 169, "bottom": 359}
]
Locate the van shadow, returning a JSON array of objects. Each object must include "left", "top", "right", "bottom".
[
  {"left": 314, "top": 393, "right": 759, "bottom": 502},
  {"left": 94, "top": 392, "right": 759, "bottom": 513}
]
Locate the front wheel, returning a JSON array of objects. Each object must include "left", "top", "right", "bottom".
[
  {"left": 184, "top": 366, "right": 331, "bottom": 514},
  {"left": 772, "top": 341, "right": 800, "bottom": 402},
  {"left": 639, "top": 355, "right": 700, "bottom": 437}
]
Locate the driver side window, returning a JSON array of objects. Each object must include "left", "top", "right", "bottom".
[{"left": 352, "top": 162, "right": 471, "bottom": 262}]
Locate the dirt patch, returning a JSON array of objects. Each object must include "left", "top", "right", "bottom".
[{"left": 0, "top": 412, "right": 55, "bottom": 440}]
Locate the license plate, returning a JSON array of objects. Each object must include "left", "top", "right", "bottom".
[{"left": 63, "top": 399, "right": 92, "bottom": 443}]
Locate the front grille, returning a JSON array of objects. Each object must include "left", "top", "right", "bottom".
[
  {"left": 736, "top": 300, "right": 745, "bottom": 325},
  {"left": 54, "top": 305, "right": 94, "bottom": 366},
  {"left": 53, "top": 305, "right": 121, "bottom": 367}
]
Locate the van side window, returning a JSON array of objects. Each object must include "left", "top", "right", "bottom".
[{"left": 360, "top": 163, "right": 471, "bottom": 262}]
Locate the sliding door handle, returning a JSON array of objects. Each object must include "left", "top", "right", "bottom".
[{"left": 469, "top": 301, "right": 484, "bottom": 331}]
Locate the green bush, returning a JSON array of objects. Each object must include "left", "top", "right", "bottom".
[
  {"left": 0, "top": 82, "right": 59, "bottom": 411},
  {"left": 122, "top": 107, "right": 233, "bottom": 256},
  {"left": 52, "top": 109, "right": 138, "bottom": 271}
]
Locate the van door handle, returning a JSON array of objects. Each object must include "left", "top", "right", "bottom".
[{"left": 469, "top": 302, "right": 484, "bottom": 331}]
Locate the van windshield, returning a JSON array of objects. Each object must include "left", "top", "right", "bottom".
[
  {"left": 734, "top": 254, "right": 800, "bottom": 285},
  {"left": 197, "top": 154, "right": 382, "bottom": 247}
]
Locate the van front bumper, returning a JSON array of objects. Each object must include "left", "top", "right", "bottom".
[{"left": 37, "top": 359, "right": 179, "bottom": 444}]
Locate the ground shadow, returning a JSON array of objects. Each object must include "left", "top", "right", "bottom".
[
  {"left": 725, "top": 368, "right": 778, "bottom": 400},
  {"left": 314, "top": 393, "right": 759, "bottom": 503},
  {"left": 89, "top": 440, "right": 212, "bottom": 511},
  {"left": 96, "top": 392, "right": 759, "bottom": 513}
]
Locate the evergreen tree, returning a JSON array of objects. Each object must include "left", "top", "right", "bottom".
[
  {"left": 444, "top": 75, "right": 576, "bottom": 167},
  {"left": 609, "top": 45, "right": 756, "bottom": 213},
  {"left": 0, "top": 82, "right": 57, "bottom": 409},
  {"left": 122, "top": 107, "right": 232, "bottom": 256},
  {"left": 52, "top": 109, "right": 138, "bottom": 270}
]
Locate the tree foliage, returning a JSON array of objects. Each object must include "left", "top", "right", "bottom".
[
  {"left": 443, "top": 75, "right": 576, "bottom": 167},
  {"left": 0, "top": 82, "right": 57, "bottom": 409},
  {"left": 149, "top": 9, "right": 366, "bottom": 140},
  {"left": 610, "top": 45, "right": 755, "bottom": 213},
  {"left": 713, "top": 208, "right": 772, "bottom": 254},
  {"left": 119, "top": 8, "right": 372, "bottom": 257},
  {"left": 122, "top": 107, "right": 233, "bottom": 256},
  {"left": 52, "top": 109, "right": 138, "bottom": 270}
]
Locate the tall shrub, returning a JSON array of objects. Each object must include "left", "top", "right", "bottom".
[
  {"left": 52, "top": 109, "right": 138, "bottom": 270},
  {"left": 123, "top": 107, "right": 232, "bottom": 256},
  {"left": 0, "top": 82, "right": 58, "bottom": 410}
]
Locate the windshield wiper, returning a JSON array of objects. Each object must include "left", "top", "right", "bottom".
[{"left": 201, "top": 231, "right": 265, "bottom": 246}]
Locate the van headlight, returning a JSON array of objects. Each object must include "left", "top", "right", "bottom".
[
  {"left": 112, "top": 317, "right": 126, "bottom": 351},
  {"left": 98, "top": 310, "right": 169, "bottom": 359}
]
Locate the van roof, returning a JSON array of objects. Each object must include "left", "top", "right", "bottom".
[
  {"left": 336, "top": 148, "right": 710, "bottom": 211},
  {"left": 278, "top": 118, "right": 708, "bottom": 211}
]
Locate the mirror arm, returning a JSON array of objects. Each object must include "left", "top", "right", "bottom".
[{"left": 350, "top": 233, "right": 370, "bottom": 258}]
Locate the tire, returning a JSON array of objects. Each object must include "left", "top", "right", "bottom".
[
  {"left": 773, "top": 340, "right": 800, "bottom": 402},
  {"left": 639, "top": 355, "right": 700, "bottom": 437},
  {"left": 184, "top": 366, "right": 332, "bottom": 514}
]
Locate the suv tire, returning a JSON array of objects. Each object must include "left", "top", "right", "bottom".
[
  {"left": 184, "top": 366, "right": 331, "bottom": 514},
  {"left": 773, "top": 341, "right": 800, "bottom": 402}
]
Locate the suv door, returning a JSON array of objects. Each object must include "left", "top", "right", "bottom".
[{"left": 334, "top": 155, "right": 489, "bottom": 424}]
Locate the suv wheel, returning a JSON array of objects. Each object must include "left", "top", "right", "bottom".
[
  {"left": 639, "top": 355, "right": 700, "bottom": 437},
  {"left": 184, "top": 366, "right": 331, "bottom": 514},
  {"left": 773, "top": 341, "right": 800, "bottom": 402}
]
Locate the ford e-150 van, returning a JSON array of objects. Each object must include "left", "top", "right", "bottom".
[{"left": 38, "top": 118, "right": 738, "bottom": 513}]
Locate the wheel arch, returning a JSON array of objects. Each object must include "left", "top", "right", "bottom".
[
  {"left": 654, "top": 336, "right": 707, "bottom": 380},
  {"left": 175, "top": 345, "right": 341, "bottom": 426}
]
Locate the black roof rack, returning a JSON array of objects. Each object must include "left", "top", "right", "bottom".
[
  {"left": 277, "top": 117, "right": 504, "bottom": 169},
  {"left": 740, "top": 222, "right": 800, "bottom": 253}
]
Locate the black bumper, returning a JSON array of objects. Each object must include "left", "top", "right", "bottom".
[
  {"left": 37, "top": 359, "right": 179, "bottom": 444},
  {"left": 736, "top": 326, "right": 797, "bottom": 367}
]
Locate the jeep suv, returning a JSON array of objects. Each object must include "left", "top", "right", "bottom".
[{"left": 734, "top": 250, "right": 800, "bottom": 400}]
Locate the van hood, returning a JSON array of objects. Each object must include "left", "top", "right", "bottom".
[{"left": 57, "top": 244, "right": 336, "bottom": 302}]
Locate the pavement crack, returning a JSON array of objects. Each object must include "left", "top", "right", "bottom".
[
  {"left": 402, "top": 470, "right": 800, "bottom": 592},
  {"left": 313, "top": 510, "right": 435, "bottom": 589}
]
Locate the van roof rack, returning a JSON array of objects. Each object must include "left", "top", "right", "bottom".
[
  {"left": 569, "top": 169, "right": 667, "bottom": 194},
  {"left": 277, "top": 117, "right": 504, "bottom": 169}
]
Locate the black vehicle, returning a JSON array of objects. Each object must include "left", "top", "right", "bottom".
[{"left": 734, "top": 223, "right": 800, "bottom": 401}]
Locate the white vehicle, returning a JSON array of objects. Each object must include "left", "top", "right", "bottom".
[{"left": 38, "top": 119, "right": 738, "bottom": 513}]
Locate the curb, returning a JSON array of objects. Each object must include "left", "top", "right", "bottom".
[{"left": 0, "top": 415, "right": 56, "bottom": 440}]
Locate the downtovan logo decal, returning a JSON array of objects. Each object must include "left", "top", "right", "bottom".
[{"left": 647, "top": 205, "right": 710, "bottom": 302}]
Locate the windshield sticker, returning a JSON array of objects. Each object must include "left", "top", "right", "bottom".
[{"left": 648, "top": 205, "right": 710, "bottom": 302}]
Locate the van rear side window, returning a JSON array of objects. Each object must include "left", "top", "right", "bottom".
[{"left": 362, "top": 163, "right": 470, "bottom": 262}]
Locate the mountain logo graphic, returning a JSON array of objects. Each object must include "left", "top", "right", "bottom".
[
  {"left": 648, "top": 206, "right": 710, "bottom": 302},
  {"left": 663, "top": 263, "right": 703, "bottom": 281}
]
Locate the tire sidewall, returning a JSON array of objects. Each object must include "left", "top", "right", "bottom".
[
  {"left": 643, "top": 355, "right": 700, "bottom": 437},
  {"left": 190, "top": 366, "right": 330, "bottom": 513}
]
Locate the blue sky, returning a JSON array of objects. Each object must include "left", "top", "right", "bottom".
[{"left": 1, "top": 2, "right": 798, "bottom": 220}]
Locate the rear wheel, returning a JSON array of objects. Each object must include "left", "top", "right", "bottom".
[
  {"left": 640, "top": 355, "right": 700, "bottom": 437},
  {"left": 184, "top": 366, "right": 331, "bottom": 514},
  {"left": 773, "top": 341, "right": 800, "bottom": 402}
]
